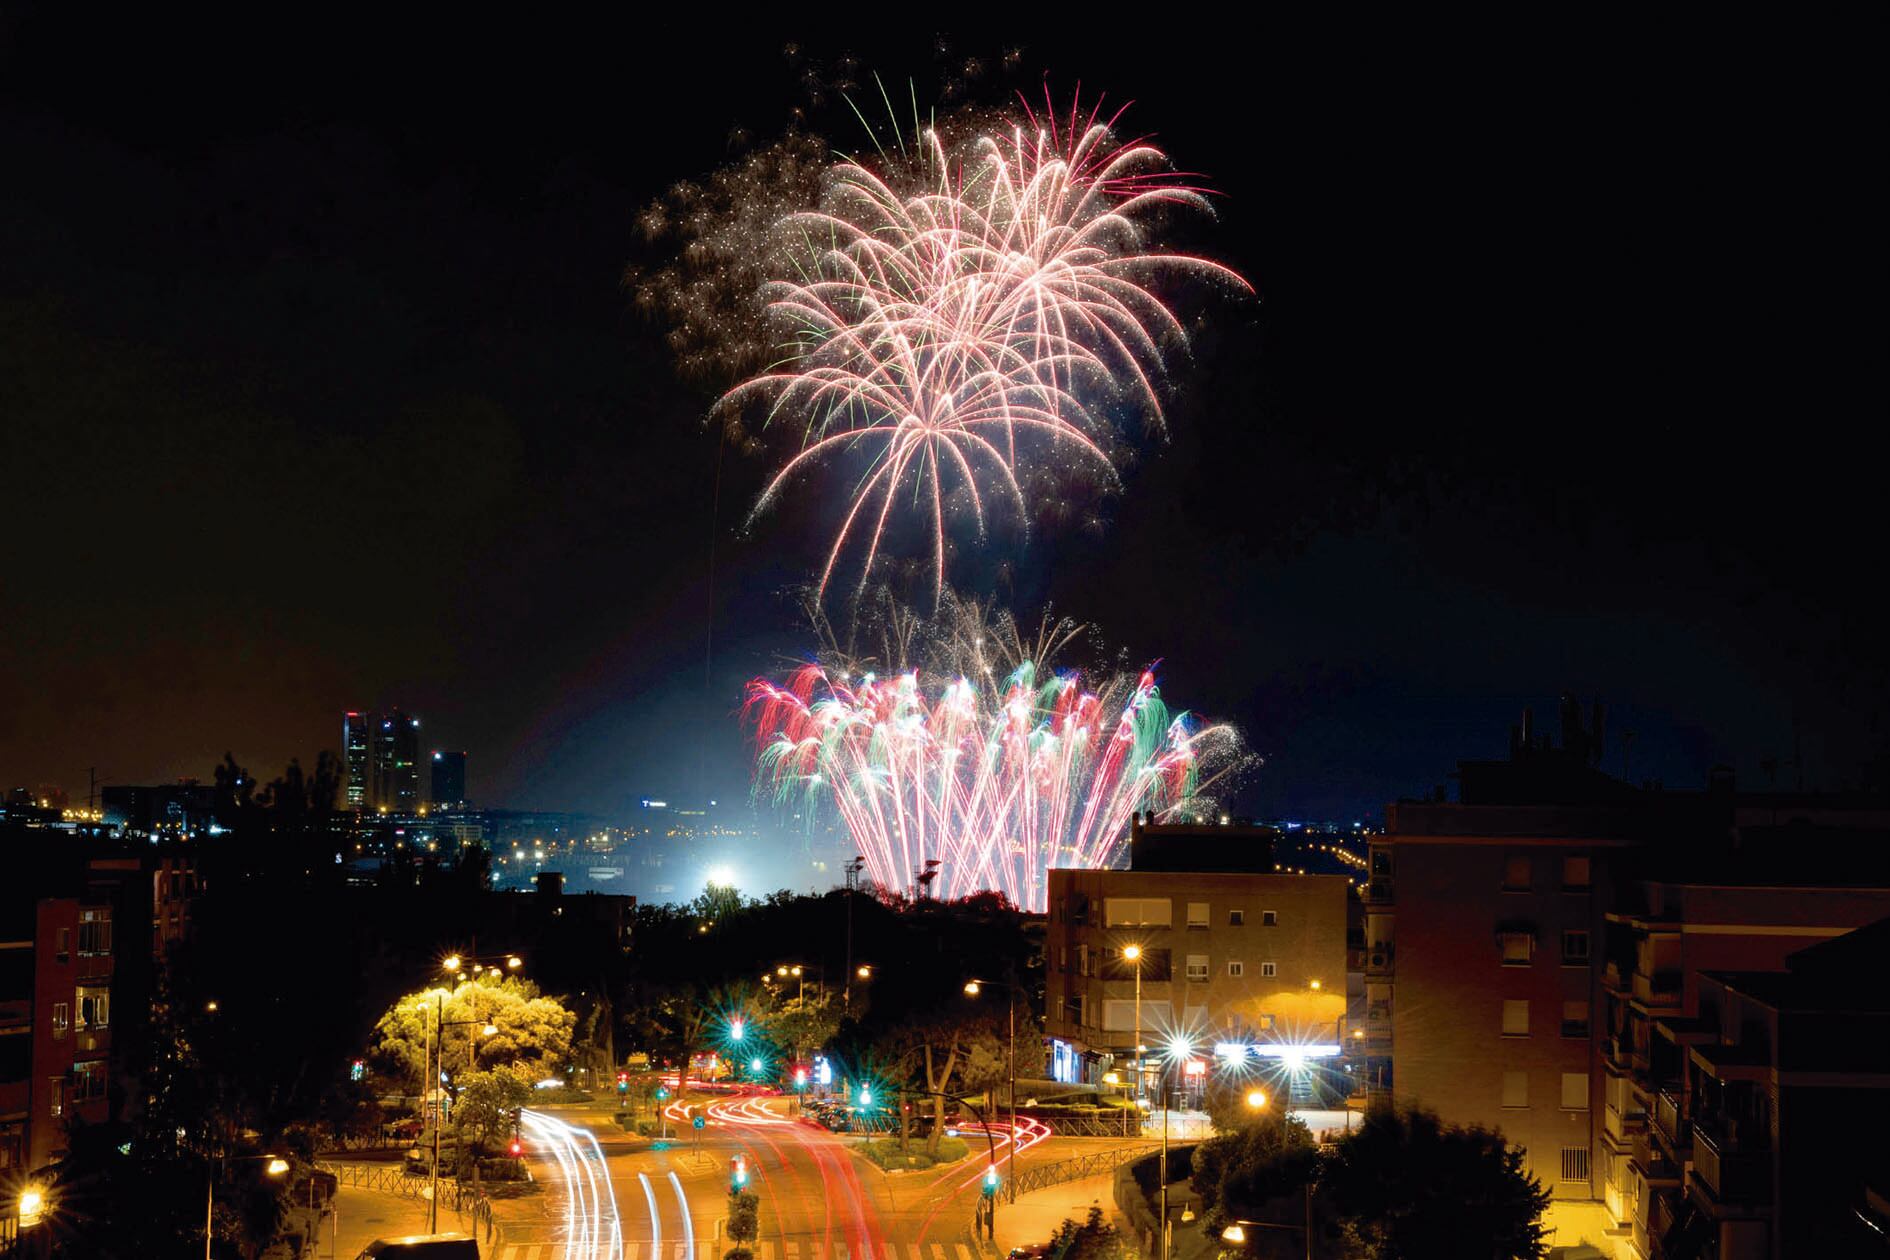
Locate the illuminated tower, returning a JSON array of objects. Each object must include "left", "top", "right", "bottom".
[
  {"left": 372, "top": 709, "right": 421, "bottom": 813},
  {"left": 430, "top": 750, "right": 467, "bottom": 810},
  {"left": 343, "top": 712, "right": 372, "bottom": 811}
]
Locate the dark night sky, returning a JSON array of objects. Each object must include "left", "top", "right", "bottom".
[{"left": 2, "top": 13, "right": 1882, "bottom": 820}]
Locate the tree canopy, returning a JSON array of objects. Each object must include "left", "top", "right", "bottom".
[{"left": 372, "top": 974, "right": 576, "bottom": 1094}]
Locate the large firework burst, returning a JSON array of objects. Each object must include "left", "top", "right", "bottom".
[
  {"left": 677, "top": 93, "right": 1247, "bottom": 603},
  {"left": 744, "top": 596, "right": 1248, "bottom": 911}
]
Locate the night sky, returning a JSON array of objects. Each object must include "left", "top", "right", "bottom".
[{"left": 3, "top": 14, "right": 1881, "bottom": 820}]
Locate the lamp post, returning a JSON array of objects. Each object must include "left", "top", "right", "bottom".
[
  {"left": 205, "top": 1152, "right": 289, "bottom": 1260},
  {"left": 1122, "top": 945, "right": 1144, "bottom": 1115},
  {"left": 1227, "top": 1090, "right": 1312, "bottom": 1260},
  {"left": 431, "top": 952, "right": 522, "bottom": 1230},
  {"left": 963, "top": 976, "right": 1022, "bottom": 1203}
]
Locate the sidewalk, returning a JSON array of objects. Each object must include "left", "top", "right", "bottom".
[
  {"left": 990, "top": 1171, "right": 1123, "bottom": 1255},
  {"left": 322, "top": 1186, "right": 477, "bottom": 1259}
]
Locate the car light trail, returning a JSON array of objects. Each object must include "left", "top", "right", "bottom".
[
  {"left": 667, "top": 1170, "right": 697, "bottom": 1259},
  {"left": 520, "top": 1108, "right": 623, "bottom": 1260},
  {"left": 636, "top": 1172, "right": 661, "bottom": 1258}
]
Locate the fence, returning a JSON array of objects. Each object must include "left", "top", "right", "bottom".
[
  {"left": 316, "top": 1162, "right": 494, "bottom": 1237},
  {"left": 1033, "top": 1114, "right": 1147, "bottom": 1139},
  {"left": 1011, "top": 1143, "right": 1161, "bottom": 1196}
]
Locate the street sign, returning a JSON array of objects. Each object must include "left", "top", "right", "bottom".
[{"left": 692, "top": 1114, "right": 706, "bottom": 1130}]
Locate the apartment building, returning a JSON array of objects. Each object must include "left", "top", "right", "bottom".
[
  {"left": 1044, "top": 818, "right": 1350, "bottom": 1102},
  {"left": 1649, "top": 920, "right": 1890, "bottom": 1258},
  {"left": 1372, "top": 797, "right": 1632, "bottom": 1201}
]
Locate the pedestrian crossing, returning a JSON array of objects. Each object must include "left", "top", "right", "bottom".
[{"left": 492, "top": 1241, "right": 977, "bottom": 1260}]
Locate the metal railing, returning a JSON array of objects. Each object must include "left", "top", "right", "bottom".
[
  {"left": 316, "top": 1162, "right": 495, "bottom": 1243},
  {"left": 1012, "top": 1143, "right": 1161, "bottom": 1196}
]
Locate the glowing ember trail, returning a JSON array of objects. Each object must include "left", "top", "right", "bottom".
[{"left": 745, "top": 658, "right": 1244, "bottom": 911}]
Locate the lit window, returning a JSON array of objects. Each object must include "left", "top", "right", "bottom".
[
  {"left": 77, "top": 987, "right": 109, "bottom": 1031},
  {"left": 1562, "top": 1001, "right": 1590, "bottom": 1038},
  {"left": 1500, "top": 932, "right": 1534, "bottom": 965},
  {"left": 48, "top": 1080, "right": 63, "bottom": 1118},
  {"left": 1187, "top": 902, "right": 1210, "bottom": 928},
  {"left": 1502, "top": 999, "right": 1530, "bottom": 1036},
  {"left": 1502, "top": 1070, "right": 1528, "bottom": 1108},
  {"left": 77, "top": 909, "right": 112, "bottom": 957},
  {"left": 52, "top": 1003, "right": 69, "bottom": 1040}
]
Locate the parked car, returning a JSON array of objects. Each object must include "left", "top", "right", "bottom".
[{"left": 353, "top": 1234, "right": 479, "bottom": 1260}]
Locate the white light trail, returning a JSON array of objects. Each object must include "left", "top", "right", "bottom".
[
  {"left": 668, "top": 1169, "right": 697, "bottom": 1259},
  {"left": 637, "top": 1172, "right": 662, "bottom": 1257},
  {"left": 520, "top": 1108, "right": 624, "bottom": 1260}
]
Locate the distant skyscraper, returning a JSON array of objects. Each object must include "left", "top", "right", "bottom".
[
  {"left": 430, "top": 750, "right": 467, "bottom": 809},
  {"left": 372, "top": 709, "right": 421, "bottom": 813},
  {"left": 343, "top": 712, "right": 371, "bottom": 811}
]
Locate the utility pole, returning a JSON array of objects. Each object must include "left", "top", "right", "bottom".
[{"left": 843, "top": 856, "right": 864, "bottom": 1014}]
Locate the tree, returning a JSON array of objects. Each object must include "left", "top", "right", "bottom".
[
  {"left": 1319, "top": 1104, "right": 1549, "bottom": 1260},
  {"left": 1044, "top": 1206, "right": 1136, "bottom": 1260},
  {"left": 371, "top": 974, "right": 575, "bottom": 1100},
  {"left": 1192, "top": 1112, "right": 1318, "bottom": 1236},
  {"left": 726, "top": 1187, "right": 760, "bottom": 1260},
  {"left": 454, "top": 1070, "right": 532, "bottom": 1156}
]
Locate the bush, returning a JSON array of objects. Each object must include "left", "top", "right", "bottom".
[
  {"left": 727, "top": 1190, "right": 759, "bottom": 1244},
  {"left": 856, "top": 1136, "right": 969, "bottom": 1171}
]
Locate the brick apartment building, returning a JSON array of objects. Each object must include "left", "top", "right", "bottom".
[
  {"left": 2, "top": 840, "right": 198, "bottom": 1201},
  {"left": 1369, "top": 699, "right": 1890, "bottom": 1259},
  {"left": 1044, "top": 818, "right": 1350, "bottom": 1105}
]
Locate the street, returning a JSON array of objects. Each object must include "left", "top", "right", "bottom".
[{"left": 488, "top": 1093, "right": 1134, "bottom": 1260}]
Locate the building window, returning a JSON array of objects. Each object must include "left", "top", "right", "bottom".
[
  {"left": 1059, "top": 946, "right": 1069, "bottom": 973},
  {"left": 78, "top": 987, "right": 109, "bottom": 1031},
  {"left": 1054, "top": 897, "right": 1066, "bottom": 924},
  {"left": 1260, "top": 962, "right": 1277, "bottom": 978},
  {"left": 1104, "top": 898, "right": 1172, "bottom": 928},
  {"left": 1186, "top": 955, "right": 1209, "bottom": 983},
  {"left": 73, "top": 1059, "right": 107, "bottom": 1103},
  {"left": 1502, "top": 999, "right": 1530, "bottom": 1037},
  {"left": 1562, "top": 856, "right": 1591, "bottom": 890},
  {"left": 1262, "top": 910, "right": 1278, "bottom": 927},
  {"left": 1187, "top": 902, "right": 1210, "bottom": 928},
  {"left": 1562, "top": 931, "right": 1591, "bottom": 965},
  {"left": 48, "top": 1080, "right": 63, "bottom": 1118},
  {"left": 1502, "top": 856, "right": 1532, "bottom": 891},
  {"left": 1255, "top": 1014, "right": 1275, "bottom": 1031},
  {"left": 1500, "top": 932, "right": 1534, "bottom": 966},
  {"left": 1562, "top": 1001, "right": 1590, "bottom": 1038},
  {"left": 52, "top": 1003, "right": 69, "bottom": 1040},
  {"left": 1560, "top": 1072, "right": 1590, "bottom": 1111},
  {"left": 1560, "top": 1147, "right": 1591, "bottom": 1184},
  {"left": 1102, "top": 1000, "right": 1141, "bottom": 1032},
  {"left": 1226, "top": 961, "right": 1245, "bottom": 978},
  {"left": 1502, "top": 1071, "right": 1528, "bottom": 1108},
  {"left": 56, "top": 927, "right": 70, "bottom": 963},
  {"left": 1077, "top": 944, "right": 1089, "bottom": 976},
  {"left": 77, "top": 908, "right": 112, "bottom": 956},
  {"left": 1228, "top": 910, "right": 1245, "bottom": 926},
  {"left": 1071, "top": 895, "right": 1089, "bottom": 925}
]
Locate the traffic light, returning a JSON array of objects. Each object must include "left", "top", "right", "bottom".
[
  {"left": 730, "top": 1154, "right": 748, "bottom": 1191},
  {"left": 729, "top": 1017, "right": 745, "bottom": 1042},
  {"left": 857, "top": 1085, "right": 873, "bottom": 1107},
  {"left": 509, "top": 1137, "right": 524, "bottom": 1158},
  {"left": 792, "top": 1067, "right": 808, "bottom": 1089},
  {"left": 982, "top": 1165, "right": 1000, "bottom": 1196},
  {"left": 617, "top": 1071, "right": 629, "bottom": 1094},
  {"left": 655, "top": 1085, "right": 670, "bottom": 1101}
]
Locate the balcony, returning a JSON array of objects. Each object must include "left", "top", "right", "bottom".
[
  {"left": 1693, "top": 1124, "right": 1771, "bottom": 1207},
  {"left": 1364, "top": 881, "right": 1394, "bottom": 905},
  {"left": 1366, "top": 942, "right": 1394, "bottom": 976},
  {"left": 1632, "top": 970, "right": 1682, "bottom": 1009},
  {"left": 1653, "top": 1088, "right": 1689, "bottom": 1156}
]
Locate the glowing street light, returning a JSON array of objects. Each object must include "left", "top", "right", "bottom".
[{"left": 1245, "top": 1089, "right": 1268, "bottom": 1111}]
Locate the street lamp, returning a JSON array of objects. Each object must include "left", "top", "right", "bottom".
[
  {"left": 964, "top": 975, "right": 1023, "bottom": 1203},
  {"left": 205, "top": 1152, "right": 289, "bottom": 1259},
  {"left": 1122, "top": 945, "right": 1145, "bottom": 1114}
]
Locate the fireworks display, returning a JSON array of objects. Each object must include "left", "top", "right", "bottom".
[
  {"left": 744, "top": 597, "right": 1248, "bottom": 910},
  {"left": 642, "top": 89, "right": 1248, "bottom": 601}
]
